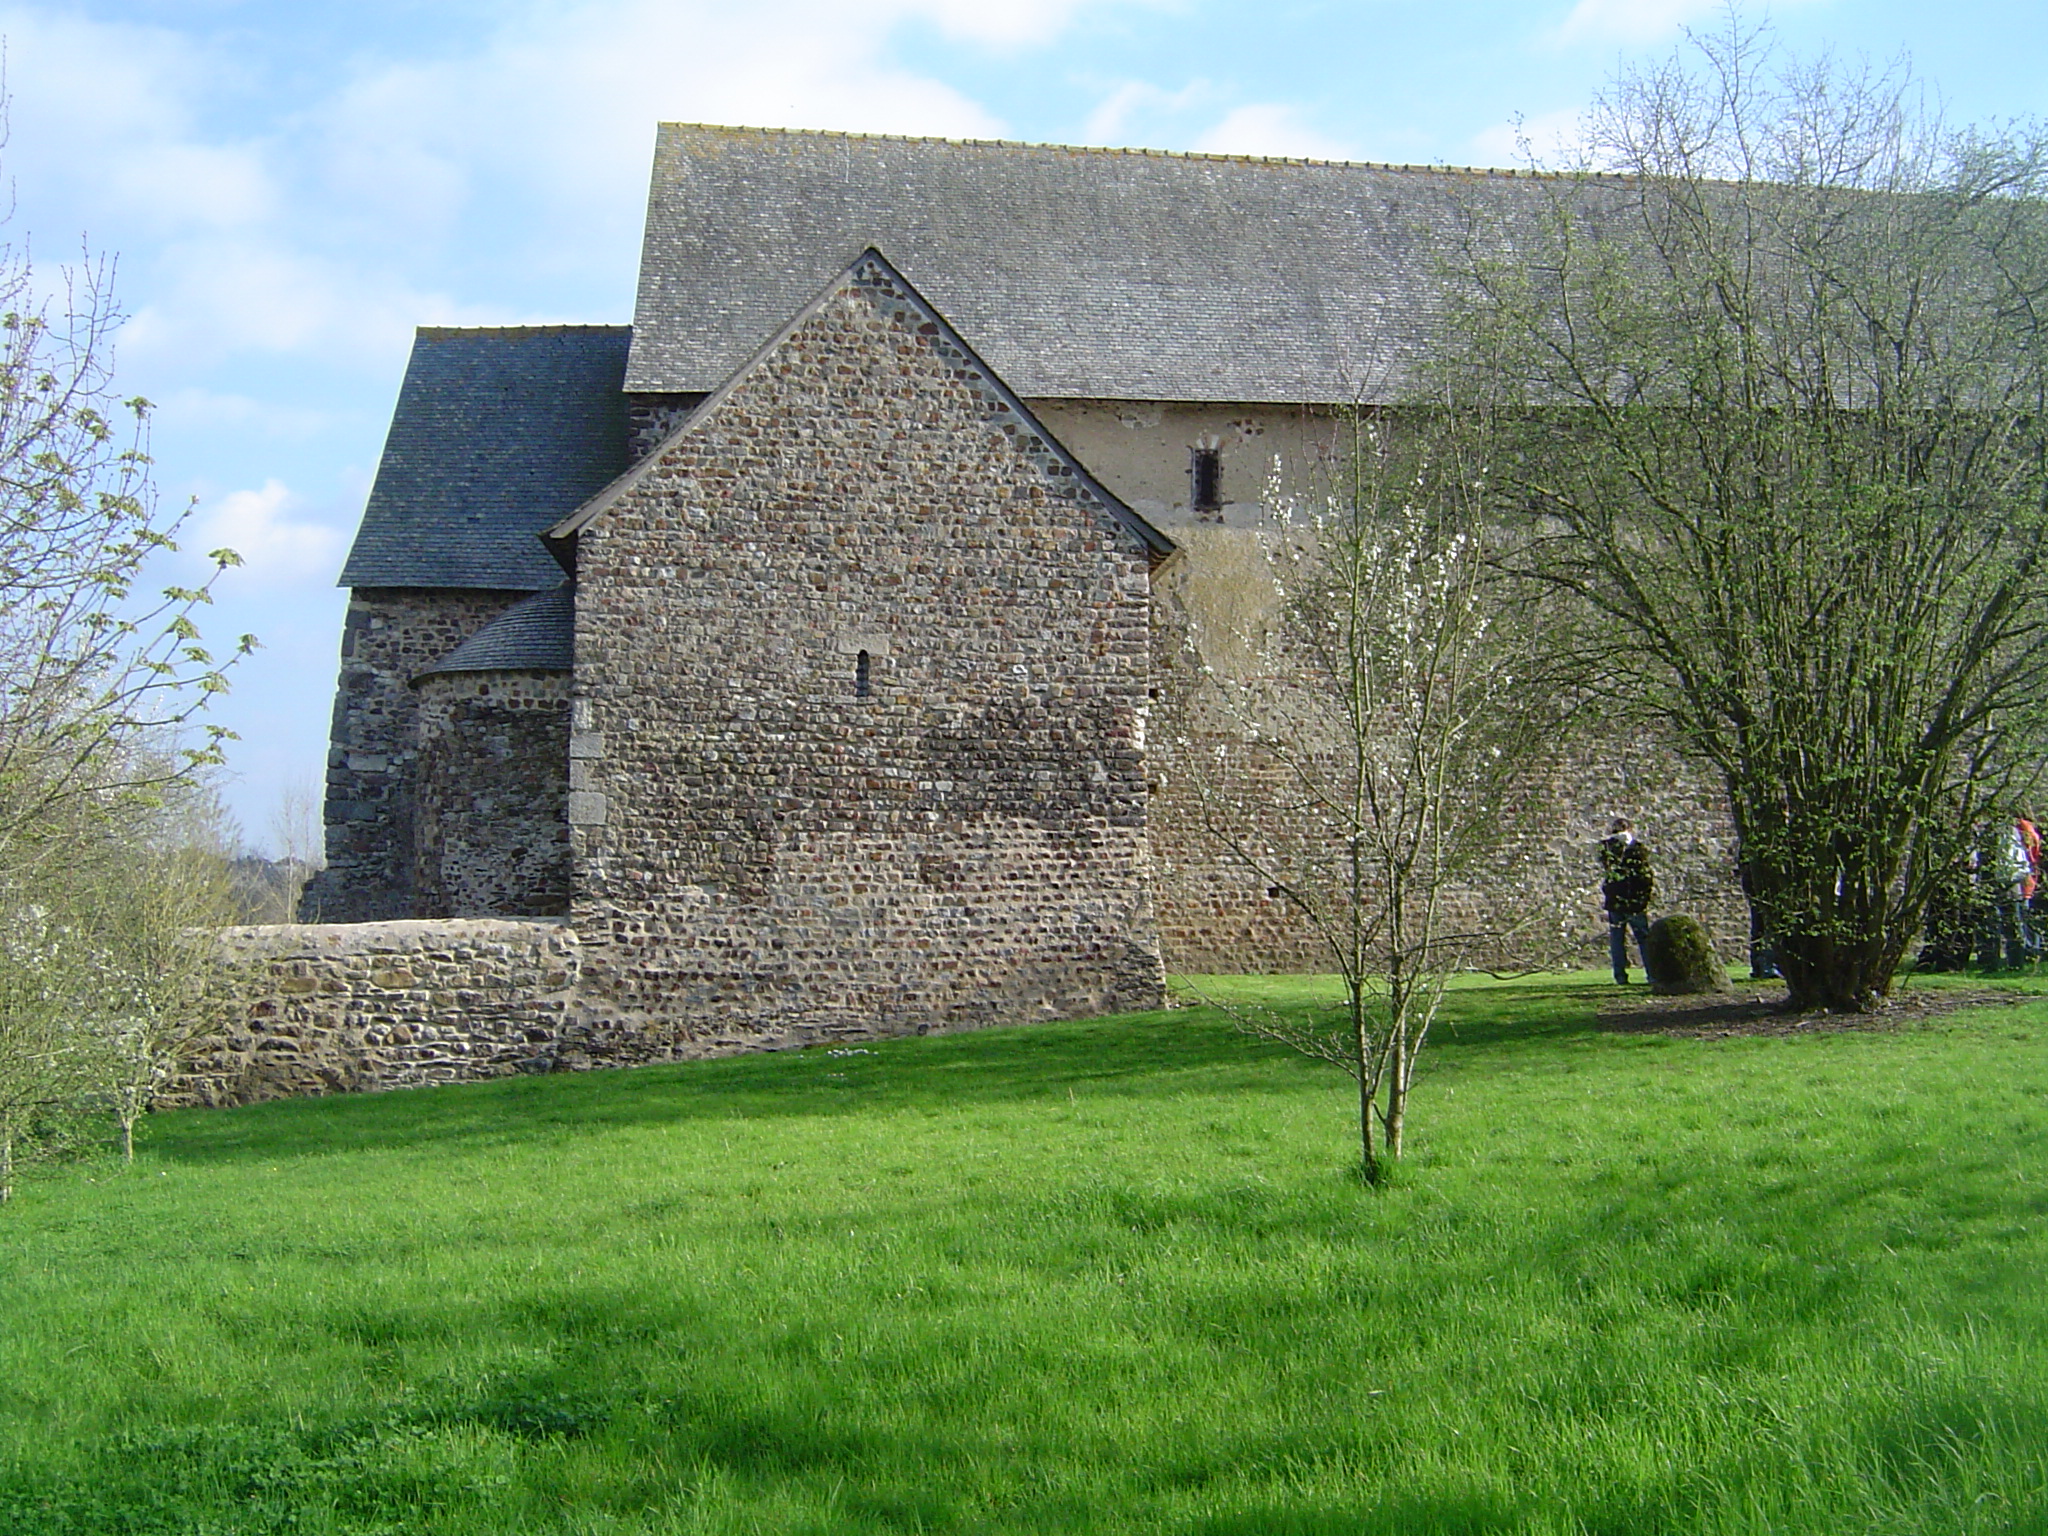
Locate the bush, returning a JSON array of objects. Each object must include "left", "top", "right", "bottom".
[{"left": 1644, "top": 915, "right": 1729, "bottom": 995}]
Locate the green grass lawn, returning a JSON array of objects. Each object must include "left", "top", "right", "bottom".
[{"left": 4, "top": 971, "right": 2048, "bottom": 1534}]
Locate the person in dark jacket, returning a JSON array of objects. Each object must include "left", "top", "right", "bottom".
[
  {"left": 1733, "top": 839, "right": 1779, "bottom": 980},
  {"left": 1600, "top": 817, "right": 1655, "bottom": 984}
]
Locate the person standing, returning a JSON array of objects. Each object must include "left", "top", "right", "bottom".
[
  {"left": 1600, "top": 817, "right": 1655, "bottom": 985},
  {"left": 2019, "top": 812, "right": 2042, "bottom": 962},
  {"left": 1734, "top": 838, "right": 1779, "bottom": 980},
  {"left": 1979, "top": 817, "right": 2034, "bottom": 972}
]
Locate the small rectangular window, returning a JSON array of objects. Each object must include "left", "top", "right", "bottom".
[
  {"left": 1191, "top": 447, "right": 1222, "bottom": 518},
  {"left": 855, "top": 649, "right": 872, "bottom": 698}
]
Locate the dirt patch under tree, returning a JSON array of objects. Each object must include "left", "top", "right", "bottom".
[{"left": 1597, "top": 978, "right": 2033, "bottom": 1038}]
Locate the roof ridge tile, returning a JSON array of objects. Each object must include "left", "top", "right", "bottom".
[
  {"left": 416, "top": 324, "right": 632, "bottom": 340},
  {"left": 654, "top": 119, "right": 1559, "bottom": 180}
]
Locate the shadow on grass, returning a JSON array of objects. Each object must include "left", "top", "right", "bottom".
[
  {"left": 146, "top": 977, "right": 1622, "bottom": 1169},
  {"left": 144, "top": 1002, "right": 1309, "bottom": 1168},
  {"left": 1195, "top": 1494, "right": 1530, "bottom": 1536},
  {"left": 147, "top": 970, "right": 2034, "bottom": 1172}
]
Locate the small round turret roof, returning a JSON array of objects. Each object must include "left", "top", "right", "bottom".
[{"left": 415, "top": 584, "right": 574, "bottom": 680}]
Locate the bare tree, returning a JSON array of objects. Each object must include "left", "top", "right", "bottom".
[
  {"left": 1173, "top": 414, "right": 1573, "bottom": 1181},
  {"left": 262, "top": 773, "right": 325, "bottom": 922},
  {"left": 1442, "top": 21, "right": 2048, "bottom": 1011}
]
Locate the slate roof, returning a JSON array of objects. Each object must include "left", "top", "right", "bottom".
[
  {"left": 628, "top": 124, "right": 1548, "bottom": 405},
  {"left": 339, "top": 326, "right": 632, "bottom": 590},
  {"left": 415, "top": 584, "right": 574, "bottom": 678},
  {"left": 550, "top": 248, "right": 1173, "bottom": 561}
]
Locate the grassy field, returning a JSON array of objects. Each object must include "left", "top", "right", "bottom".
[{"left": 3, "top": 971, "right": 2047, "bottom": 1534}]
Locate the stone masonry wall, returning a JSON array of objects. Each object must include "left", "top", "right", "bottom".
[
  {"left": 301, "top": 588, "right": 533, "bottom": 922},
  {"left": 569, "top": 260, "right": 1165, "bottom": 1057},
  {"left": 1146, "top": 725, "right": 1746, "bottom": 975},
  {"left": 1145, "top": 524, "right": 1749, "bottom": 975},
  {"left": 413, "top": 670, "right": 573, "bottom": 919},
  {"left": 626, "top": 392, "right": 710, "bottom": 460},
  {"left": 1007, "top": 421, "right": 1748, "bottom": 973},
  {"left": 171, "top": 919, "right": 579, "bottom": 1107}
]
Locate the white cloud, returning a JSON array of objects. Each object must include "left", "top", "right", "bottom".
[
  {"left": 306, "top": 0, "right": 1020, "bottom": 248},
  {"left": 155, "top": 389, "right": 342, "bottom": 441},
  {"left": 909, "top": 0, "right": 1108, "bottom": 47},
  {"left": 1082, "top": 79, "right": 1215, "bottom": 143},
  {"left": 0, "top": 7, "right": 274, "bottom": 234},
  {"left": 108, "top": 142, "right": 276, "bottom": 233},
  {"left": 191, "top": 479, "right": 346, "bottom": 584},
  {"left": 117, "top": 248, "right": 453, "bottom": 372},
  {"left": 1469, "top": 106, "right": 1589, "bottom": 168},
  {"left": 1191, "top": 104, "right": 1357, "bottom": 161},
  {"left": 1078, "top": 80, "right": 1362, "bottom": 163}
]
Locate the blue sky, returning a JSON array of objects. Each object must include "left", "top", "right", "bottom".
[{"left": 1, "top": 0, "right": 2041, "bottom": 849}]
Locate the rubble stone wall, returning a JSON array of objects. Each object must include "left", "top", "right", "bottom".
[
  {"left": 1144, "top": 525, "right": 1750, "bottom": 976},
  {"left": 172, "top": 919, "right": 579, "bottom": 1107},
  {"left": 1146, "top": 726, "right": 1746, "bottom": 975},
  {"left": 569, "top": 261, "right": 1166, "bottom": 1057},
  {"left": 413, "top": 670, "right": 573, "bottom": 918},
  {"left": 301, "top": 588, "right": 533, "bottom": 922},
  {"left": 625, "top": 392, "right": 710, "bottom": 459}
]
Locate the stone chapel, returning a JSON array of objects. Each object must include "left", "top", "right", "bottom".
[{"left": 305, "top": 125, "right": 1743, "bottom": 1058}]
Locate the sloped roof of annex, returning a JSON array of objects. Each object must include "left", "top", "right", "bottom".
[
  {"left": 338, "top": 325, "right": 632, "bottom": 591},
  {"left": 627, "top": 123, "right": 1557, "bottom": 405},
  {"left": 413, "top": 583, "right": 576, "bottom": 681},
  {"left": 547, "top": 246, "right": 1175, "bottom": 561}
]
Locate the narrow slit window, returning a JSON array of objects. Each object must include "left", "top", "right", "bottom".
[
  {"left": 855, "top": 649, "right": 872, "bottom": 698},
  {"left": 1191, "top": 447, "right": 1223, "bottom": 517}
]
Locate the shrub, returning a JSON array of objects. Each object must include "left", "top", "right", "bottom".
[{"left": 1644, "top": 915, "right": 1729, "bottom": 995}]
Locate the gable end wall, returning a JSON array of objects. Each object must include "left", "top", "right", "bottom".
[{"left": 567, "top": 267, "right": 1165, "bottom": 1056}]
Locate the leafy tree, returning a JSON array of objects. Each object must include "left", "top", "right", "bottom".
[
  {"left": 1443, "top": 24, "right": 2048, "bottom": 1011},
  {"left": 77, "top": 787, "right": 240, "bottom": 1163},
  {"left": 0, "top": 168, "right": 247, "bottom": 1193},
  {"left": 1172, "top": 416, "right": 1572, "bottom": 1181},
  {"left": 0, "top": 890, "right": 85, "bottom": 1201},
  {"left": 0, "top": 249, "right": 247, "bottom": 856}
]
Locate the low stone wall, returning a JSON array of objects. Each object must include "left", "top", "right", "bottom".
[
  {"left": 179, "top": 898, "right": 1162, "bottom": 1110},
  {"left": 170, "top": 919, "right": 579, "bottom": 1107}
]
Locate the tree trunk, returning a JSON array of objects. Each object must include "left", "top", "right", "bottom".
[
  {"left": 1352, "top": 977, "right": 1379, "bottom": 1184},
  {"left": 1776, "top": 937, "right": 1892, "bottom": 1012},
  {"left": 1384, "top": 1035, "right": 1408, "bottom": 1163},
  {"left": 1743, "top": 851, "right": 1904, "bottom": 1013},
  {"left": 1357, "top": 1068, "right": 1379, "bottom": 1184}
]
